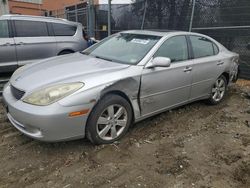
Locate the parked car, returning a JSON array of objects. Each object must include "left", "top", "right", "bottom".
[
  {"left": 3, "top": 30, "right": 239, "bottom": 144},
  {"left": 0, "top": 14, "right": 88, "bottom": 73}
]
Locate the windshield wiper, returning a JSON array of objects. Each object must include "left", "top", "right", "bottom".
[
  {"left": 94, "top": 56, "right": 113, "bottom": 62},
  {"left": 81, "top": 52, "right": 114, "bottom": 62},
  {"left": 80, "top": 51, "right": 89, "bottom": 55}
]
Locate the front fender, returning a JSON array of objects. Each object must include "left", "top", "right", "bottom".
[{"left": 58, "top": 76, "right": 142, "bottom": 120}]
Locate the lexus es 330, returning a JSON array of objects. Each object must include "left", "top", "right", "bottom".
[{"left": 3, "top": 30, "right": 239, "bottom": 144}]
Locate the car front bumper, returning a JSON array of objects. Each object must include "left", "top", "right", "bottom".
[{"left": 3, "top": 84, "right": 94, "bottom": 142}]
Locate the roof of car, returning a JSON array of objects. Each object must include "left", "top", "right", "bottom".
[
  {"left": 0, "top": 14, "right": 78, "bottom": 25},
  {"left": 120, "top": 30, "right": 226, "bottom": 51},
  {"left": 120, "top": 30, "right": 200, "bottom": 37}
]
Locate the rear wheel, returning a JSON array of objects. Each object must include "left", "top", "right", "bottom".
[
  {"left": 207, "top": 75, "right": 227, "bottom": 105},
  {"left": 86, "top": 94, "right": 132, "bottom": 145}
]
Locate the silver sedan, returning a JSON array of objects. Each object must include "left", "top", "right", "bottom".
[{"left": 3, "top": 30, "right": 239, "bottom": 144}]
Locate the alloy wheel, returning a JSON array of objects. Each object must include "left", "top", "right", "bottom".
[
  {"left": 212, "top": 78, "right": 226, "bottom": 102},
  {"left": 96, "top": 104, "right": 128, "bottom": 141}
]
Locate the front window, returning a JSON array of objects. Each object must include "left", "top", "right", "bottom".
[
  {"left": 84, "top": 33, "right": 161, "bottom": 65},
  {"left": 154, "top": 36, "right": 188, "bottom": 63},
  {"left": 0, "top": 20, "right": 9, "bottom": 38}
]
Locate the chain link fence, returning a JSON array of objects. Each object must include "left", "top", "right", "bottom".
[
  {"left": 48, "top": 0, "right": 250, "bottom": 79},
  {"left": 191, "top": 0, "right": 250, "bottom": 79}
]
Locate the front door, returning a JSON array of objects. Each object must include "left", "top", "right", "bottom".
[
  {"left": 140, "top": 35, "right": 193, "bottom": 117},
  {"left": 0, "top": 20, "right": 17, "bottom": 71}
]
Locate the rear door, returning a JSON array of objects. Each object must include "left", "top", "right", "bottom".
[
  {"left": 13, "top": 19, "right": 57, "bottom": 65},
  {"left": 0, "top": 20, "right": 17, "bottom": 71},
  {"left": 188, "top": 35, "right": 224, "bottom": 100}
]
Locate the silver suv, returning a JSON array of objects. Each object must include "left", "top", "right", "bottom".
[{"left": 0, "top": 15, "right": 88, "bottom": 73}]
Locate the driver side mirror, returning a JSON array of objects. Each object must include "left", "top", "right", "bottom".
[{"left": 146, "top": 57, "right": 171, "bottom": 69}]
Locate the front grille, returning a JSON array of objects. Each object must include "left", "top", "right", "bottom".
[{"left": 11, "top": 85, "right": 25, "bottom": 100}]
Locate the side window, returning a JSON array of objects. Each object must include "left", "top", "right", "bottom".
[
  {"left": 52, "top": 23, "right": 77, "bottom": 36},
  {"left": 0, "top": 20, "right": 9, "bottom": 38},
  {"left": 190, "top": 36, "right": 215, "bottom": 58},
  {"left": 14, "top": 20, "right": 48, "bottom": 37},
  {"left": 154, "top": 36, "right": 188, "bottom": 63},
  {"left": 213, "top": 43, "right": 219, "bottom": 55},
  {"left": 47, "top": 23, "right": 54, "bottom": 36}
]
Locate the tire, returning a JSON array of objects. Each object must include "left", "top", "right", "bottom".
[
  {"left": 58, "top": 50, "right": 74, "bottom": 56},
  {"left": 86, "top": 94, "right": 133, "bottom": 145},
  {"left": 207, "top": 75, "right": 227, "bottom": 105}
]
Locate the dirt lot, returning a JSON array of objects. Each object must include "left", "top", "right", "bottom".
[{"left": 0, "top": 81, "right": 250, "bottom": 188}]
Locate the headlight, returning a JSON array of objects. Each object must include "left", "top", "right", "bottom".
[{"left": 23, "top": 82, "right": 84, "bottom": 106}]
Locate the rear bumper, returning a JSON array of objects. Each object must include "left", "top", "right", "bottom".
[{"left": 3, "top": 84, "right": 93, "bottom": 142}]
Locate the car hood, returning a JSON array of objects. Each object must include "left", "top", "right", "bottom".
[{"left": 10, "top": 53, "right": 130, "bottom": 91}]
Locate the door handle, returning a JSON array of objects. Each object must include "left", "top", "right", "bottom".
[
  {"left": 217, "top": 61, "right": 224, "bottom": 66},
  {"left": 184, "top": 66, "right": 193, "bottom": 72}
]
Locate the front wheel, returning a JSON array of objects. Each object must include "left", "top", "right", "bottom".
[
  {"left": 86, "top": 94, "right": 133, "bottom": 145},
  {"left": 207, "top": 75, "right": 227, "bottom": 105}
]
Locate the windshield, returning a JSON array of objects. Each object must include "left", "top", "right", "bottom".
[{"left": 83, "top": 33, "right": 161, "bottom": 65}]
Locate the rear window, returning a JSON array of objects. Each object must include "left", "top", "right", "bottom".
[
  {"left": 0, "top": 20, "right": 9, "bottom": 38},
  {"left": 52, "top": 23, "right": 77, "bottom": 36},
  {"left": 190, "top": 36, "right": 215, "bottom": 58},
  {"left": 14, "top": 20, "right": 49, "bottom": 37}
]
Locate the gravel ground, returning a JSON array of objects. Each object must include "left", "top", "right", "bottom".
[{"left": 0, "top": 80, "right": 250, "bottom": 188}]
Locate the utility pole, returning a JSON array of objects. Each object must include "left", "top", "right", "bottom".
[
  {"left": 0, "top": 0, "right": 9, "bottom": 16},
  {"left": 141, "top": 0, "right": 148, "bottom": 30},
  {"left": 189, "top": 0, "right": 196, "bottom": 32},
  {"left": 88, "top": 0, "right": 95, "bottom": 37},
  {"left": 108, "top": 0, "right": 111, "bottom": 36}
]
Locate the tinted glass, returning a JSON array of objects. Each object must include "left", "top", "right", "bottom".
[
  {"left": 52, "top": 23, "right": 77, "bottom": 36},
  {"left": 154, "top": 36, "right": 188, "bottom": 62},
  {"left": 213, "top": 43, "right": 219, "bottom": 55},
  {"left": 84, "top": 33, "right": 161, "bottom": 65},
  {"left": 47, "top": 23, "right": 54, "bottom": 36},
  {"left": 0, "top": 20, "right": 9, "bottom": 38},
  {"left": 190, "top": 36, "right": 215, "bottom": 58},
  {"left": 14, "top": 20, "right": 48, "bottom": 37}
]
